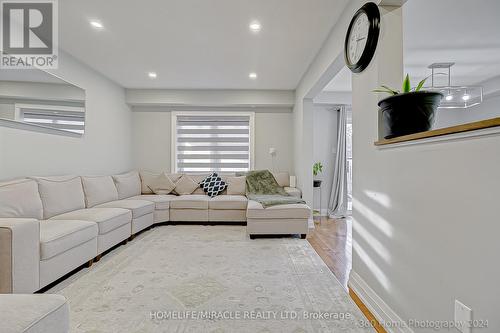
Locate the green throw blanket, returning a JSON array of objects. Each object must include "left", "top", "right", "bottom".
[{"left": 245, "top": 170, "right": 306, "bottom": 208}]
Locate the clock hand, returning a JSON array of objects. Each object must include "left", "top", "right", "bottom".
[{"left": 356, "top": 37, "right": 366, "bottom": 42}]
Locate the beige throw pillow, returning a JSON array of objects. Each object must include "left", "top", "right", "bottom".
[
  {"left": 149, "top": 173, "right": 176, "bottom": 195},
  {"left": 226, "top": 176, "right": 246, "bottom": 195},
  {"left": 139, "top": 171, "right": 160, "bottom": 194},
  {"left": 189, "top": 174, "right": 209, "bottom": 194},
  {"left": 173, "top": 174, "right": 199, "bottom": 195},
  {"left": 272, "top": 172, "right": 290, "bottom": 187}
]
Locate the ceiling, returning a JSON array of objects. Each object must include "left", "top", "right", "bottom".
[
  {"left": 59, "top": 0, "right": 349, "bottom": 89},
  {"left": 324, "top": 0, "right": 500, "bottom": 92}
]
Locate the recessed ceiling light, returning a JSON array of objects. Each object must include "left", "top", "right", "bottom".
[
  {"left": 445, "top": 94, "right": 453, "bottom": 101},
  {"left": 249, "top": 72, "right": 257, "bottom": 79},
  {"left": 462, "top": 94, "right": 470, "bottom": 101},
  {"left": 148, "top": 72, "right": 157, "bottom": 79},
  {"left": 89, "top": 20, "right": 103, "bottom": 29},
  {"left": 249, "top": 21, "right": 261, "bottom": 33}
]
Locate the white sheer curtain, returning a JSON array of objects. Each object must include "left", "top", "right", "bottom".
[{"left": 328, "top": 105, "right": 349, "bottom": 218}]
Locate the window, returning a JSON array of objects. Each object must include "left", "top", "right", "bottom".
[
  {"left": 15, "top": 103, "right": 85, "bottom": 134},
  {"left": 172, "top": 112, "right": 254, "bottom": 173}
]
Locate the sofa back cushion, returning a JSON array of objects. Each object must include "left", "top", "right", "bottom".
[
  {"left": 82, "top": 176, "right": 119, "bottom": 208},
  {"left": 32, "top": 176, "right": 86, "bottom": 219},
  {"left": 0, "top": 179, "right": 43, "bottom": 219},
  {"left": 112, "top": 171, "right": 141, "bottom": 199},
  {"left": 272, "top": 172, "right": 290, "bottom": 187},
  {"left": 226, "top": 176, "right": 246, "bottom": 195}
]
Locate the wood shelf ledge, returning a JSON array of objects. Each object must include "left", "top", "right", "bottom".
[{"left": 375, "top": 117, "right": 500, "bottom": 146}]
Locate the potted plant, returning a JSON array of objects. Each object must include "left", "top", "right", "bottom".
[
  {"left": 313, "top": 162, "right": 323, "bottom": 187},
  {"left": 374, "top": 74, "right": 443, "bottom": 139}
]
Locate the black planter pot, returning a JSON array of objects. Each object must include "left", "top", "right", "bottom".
[
  {"left": 379, "top": 91, "right": 443, "bottom": 139},
  {"left": 313, "top": 180, "right": 322, "bottom": 188}
]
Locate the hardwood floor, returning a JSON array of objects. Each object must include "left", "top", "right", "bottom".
[
  {"left": 307, "top": 216, "right": 387, "bottom": 333},
  {"left": 307, "top": 216, "right": 352, "bottom": 289}
]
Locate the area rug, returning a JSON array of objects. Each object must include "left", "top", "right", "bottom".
[{"left": 48, "top": 225, "right": 372, "bottom": 332}]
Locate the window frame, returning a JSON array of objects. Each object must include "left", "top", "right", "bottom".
[
  {"left": 171, "top": 111, "right": 255, "bottom": 173},
  {"left": 12, "top": 103, "right": 85, "bottom": 137}
]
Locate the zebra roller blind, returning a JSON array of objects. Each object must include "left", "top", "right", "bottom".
[
  {"left": 17, "top": 104, "right": 85, "bottom": 134},
  {"left": 174, "top": 114, "right": 253, "bottom": 173}
]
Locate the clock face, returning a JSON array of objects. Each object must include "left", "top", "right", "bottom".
[
  {"left": 347, "top": 13, "right": 370, "bottom": 64},
  {"left": 344, "top": 2, "right": 380, "bottom": 73}
]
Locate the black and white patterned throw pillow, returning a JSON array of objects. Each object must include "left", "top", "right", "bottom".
[{"left": 200, "top": 172, "right": 227, "bottom": 198}]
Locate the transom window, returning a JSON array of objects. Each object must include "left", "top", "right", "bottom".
[{"left": 172, "top": 112, "right": 254, "bottom": 173}]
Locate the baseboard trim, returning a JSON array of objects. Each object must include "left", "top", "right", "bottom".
[{"left": 349, "top": 271, "right": 413, "bottom": 333}]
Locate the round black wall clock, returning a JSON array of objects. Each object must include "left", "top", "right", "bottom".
[{"left": 344, "top": 2, "right": 380, "bottom": 73}]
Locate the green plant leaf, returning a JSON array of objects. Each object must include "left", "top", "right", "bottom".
[
  {"left": 402, "top": 74, "right": 411, "bottom": 93},
  {"left": 372, "top": 89, "right": 393, "bottom": 95},
  {"left": 313, "top": 162, "right": 323, "bottom": 176},
  {"left": 415, "top": 76, "right": 429, "bottom": 92},
  {"left": 380, "top": 85, "right": 400, "bottom": 95},
  {"left": 373, "top": 84, "right": 399, "bottom": 95}
]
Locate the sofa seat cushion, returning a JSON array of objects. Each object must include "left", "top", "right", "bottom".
[
  {"left": 284, "top": 187, "right": 302, "bottom": 198},
  {"left": 169, "top": 195, "right": 209, "bottom": 209},
  {"left": 95, "top": 200, "right": 154, "bottom": 218},
  {"left": 246, "top": 200, "right": 310, "bottom": 219},
  {"left": 209, "top": 195, "right": 248, "bottom": 210},
  {"left": 0, "top": 294, "right": 69, "bottom": 333},
  {"left": 129, "top": 195, "right": 176, "bottom": 210},
  {"left": 50, "top": 208, "right": 131, "bottom": 235},
  {"left": 40, "top": 220, "right": 98, "bottom": 260}
]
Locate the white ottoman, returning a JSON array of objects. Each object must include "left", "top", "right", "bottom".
[
  {"left": 246, "top": 200, "right": 311, "bottom": 239},
  {"left": 0, "top": 294, "right": 69, "bottom": 333}
]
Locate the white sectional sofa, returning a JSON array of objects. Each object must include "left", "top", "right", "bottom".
[{"left": 0, "top": 170, "right": 310, "bottom": 294}]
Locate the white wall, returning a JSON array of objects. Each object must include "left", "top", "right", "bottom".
[
  {"left": 126, "top": 89, "right": 294, "bottom": 108},
  {"left": 132, "top": 109, "right": 294, "bottom": 173},
  {"left": 313, "top": 106, "right": 338, "bottom": 213},
  {"left": 351, "top": 4, "right": 500, "bottom": 331},
  {"left": 297, "top": 0, "right": 500, "bottom": 330},
  {"left": 254, "top": 112, "right": 294, "bottom": 173},
  {"left": 293, "top": 0, "right": 365, "bottom": 207},
  {"left": 434, "top": 95, "right": 500, "bottom": 129},
  {"left": 0, "top": 81, "right": 85, "bottom": 103},
  {"left": 0, "top": 51, "right": 132, "bottom": 179}
]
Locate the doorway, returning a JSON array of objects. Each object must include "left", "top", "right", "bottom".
[{"left": 308, "top": 66, "right": 353, "bottom": 290}]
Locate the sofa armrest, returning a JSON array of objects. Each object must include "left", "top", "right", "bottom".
[
  {"left": 0, "top": 218, "right": 40, "bottom": 293},
  {"left": 284, "top": 187, "right": 302, "bottom": 198}
]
